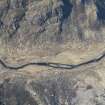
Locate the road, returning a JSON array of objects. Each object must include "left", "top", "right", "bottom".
[{"left": 0, "top": 51, "right": 105, "bottom": 70}]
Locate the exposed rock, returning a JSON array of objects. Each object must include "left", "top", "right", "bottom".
[
  {"left": 0, "top": 0, "right": 105, "bottom": 60},
  {"left": 0, "top": 69, "right": 105, "bottom": 105},
  {"left": 0, "top": 0, "right": 105, "bottom": 47},
  {"left": 0, "top": 1, "right": 105, "bottom": 105}
]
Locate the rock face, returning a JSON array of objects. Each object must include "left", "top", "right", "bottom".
[
  {"left": 0, "top": 0, "right": 105, "bottom": 59},
  {"left": 0, "top": 68, "right": 105, "bottom": 105},
  {"left": 0, "top": 0, "right": 105, "bottom": 48},
  {"left": 1, "top": 1, "right": 105, "bottom": 105}
]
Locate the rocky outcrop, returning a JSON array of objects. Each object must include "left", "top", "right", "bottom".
[
  {"left": 1, "top": 1, "right": 105, "bottom": 105},
  {"left": 0, "top": 70, "right": 105, "bottom": 105},
  {"left": 0, "top": 0, "right": 105, "bottom": 48}
]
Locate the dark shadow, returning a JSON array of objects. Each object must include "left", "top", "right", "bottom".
[
  {"left": 62, "top": 0, "right": 73, "bottom": 20},
  {"left": 59, "top": 0, "right": 73, "bottom": 32},
  {"left": 95, "top": 0, "right": 105, "bottom": 23},
  {"left": 81, "top": 0, "right": 91, "bottom": 5},
  {"left": 0, "top": 20, "right": 3, "bottom": 28},
  {"left": 81, "top": 0, "right": 86, "bottom": 4}
]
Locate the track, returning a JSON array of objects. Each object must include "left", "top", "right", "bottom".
[{"left": 0, "top": 51, "right": 105, "bottom": 70}]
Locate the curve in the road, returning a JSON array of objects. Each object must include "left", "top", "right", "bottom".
[{"left": 0, "top": 51, "right": 105, "bottom": 70}]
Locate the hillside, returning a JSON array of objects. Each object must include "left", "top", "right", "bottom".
[
  {"left": 0, "top": 0, "right": 105, "bottom": 105},
  {"left": 0, "top": 0, "right": 105, "bottom": 60}
]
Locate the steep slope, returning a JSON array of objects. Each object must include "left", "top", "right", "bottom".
[
  {"left": 0, "top": 0, "right": 105, "bottom": 47},
  {"left": 0, "top": 1, "right": 105, "bottom": 105},
  {"left": 0, "top": 0, "right": 105, "bottom": 60}
]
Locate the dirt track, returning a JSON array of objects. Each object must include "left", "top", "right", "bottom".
[{"left": 0, "top": 51, "right": 105, "bottom": 70}]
